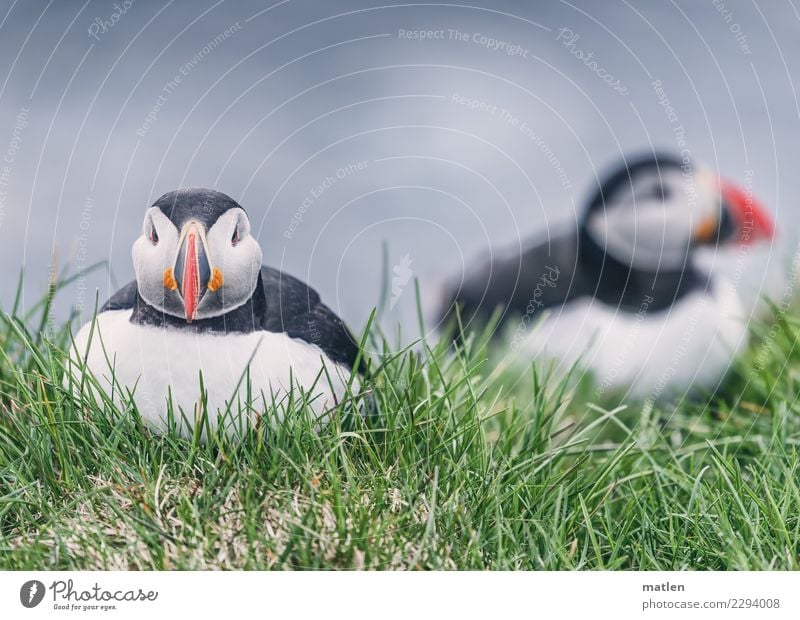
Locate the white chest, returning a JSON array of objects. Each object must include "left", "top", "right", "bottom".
[
  {"left": 70, "top": 310, "right": 353, "bottom": 436},
  {"left": 515, "top": 278, "right": 748, "bottom": 400}
]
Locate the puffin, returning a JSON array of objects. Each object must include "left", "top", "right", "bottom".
[
  {"left": 439, "top": 153, "right": 775, "bottom": 400},
  {"left": 70, "top": 188, "right": 360, "bottom": 436}
]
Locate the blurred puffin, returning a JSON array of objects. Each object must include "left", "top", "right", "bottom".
[
  {"left": 440, "top": 154, "right": 775, "bottom": 399},
  {"left": 71, "top": 188, "right": 359, "bottom": 435}
]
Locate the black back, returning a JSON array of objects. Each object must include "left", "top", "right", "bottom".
[{"left": 101, "top": 267, "right": 360, "bottom": 369}]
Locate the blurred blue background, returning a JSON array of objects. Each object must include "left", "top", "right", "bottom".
[{"left": 0, "top": 0, "right": 797, "bottom": 340}]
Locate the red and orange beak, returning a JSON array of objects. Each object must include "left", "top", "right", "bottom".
[
  {"left": 174, "top": 221, "right": 211, "bottom": 322},
  {"left": 719, "top": 178, "right": 775, "bottom": 245}
]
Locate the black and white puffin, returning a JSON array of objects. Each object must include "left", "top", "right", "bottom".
[
  {"left": 440, "top": 154, "right": 775, "bottom": 399},
  {"left": 71, "top": 188, "right": 360, "bottom": 435}
]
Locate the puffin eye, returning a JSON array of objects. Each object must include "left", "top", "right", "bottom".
[
  {"left": 231, "top": 228, "right": 240, "bottom": 246},
  {"left": 650, "top": 184, "right": 670, "bottom": 201},
  {"left": 149, "top": 226, "right": 159, "bottom": 245}
]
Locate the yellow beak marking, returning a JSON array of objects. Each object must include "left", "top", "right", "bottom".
[
  {"left": 163, "top": 268, "right": 178, "bottom": 291},
  {"left": 208, "top": 267, "right": 224, "bottom": 292},
  {"left": 695, "top": 217, "right": 717, "bottom": 243}
]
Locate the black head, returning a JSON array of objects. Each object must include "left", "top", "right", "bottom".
[
  {"left": 580, "top": 152, "right": 772, "bottom": 272},
  {"left": 153, "top": 188, "right": 245, "bottom": 231},
  {"left": 583, "top": 152, "right": 685, "bottom": 220}
]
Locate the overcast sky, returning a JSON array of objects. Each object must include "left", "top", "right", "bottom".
[{"left": 0, "top": 0, "right": 797, "bottom": 340}]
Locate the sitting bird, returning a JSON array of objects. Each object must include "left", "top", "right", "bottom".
[
  {"left": 70, "top": 188, "right": 360, "bottom": 435},
  {"left": 439, "top": 153, "right": 775, "bottom": 400}
]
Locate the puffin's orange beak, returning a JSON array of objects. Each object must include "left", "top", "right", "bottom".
[
  {"left": 174, "top": 221, "right": 211, "bottom": 322},
  {"left": 720, "top": 178, "right": 775, "bottom": 244}
]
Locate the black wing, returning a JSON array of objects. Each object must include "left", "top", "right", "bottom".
[
  {"left": 439, "top": 229, "right": 584, "bottom": 330},
  {"left": 259, "top": 266, "right": 361, "bottom": 369},
  {"left": 100, "top": 280, "right": 138, "bottom": 312}
]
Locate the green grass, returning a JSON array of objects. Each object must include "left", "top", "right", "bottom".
[{"left": 0, "top": 280, "right": 799, "bottom": 570}]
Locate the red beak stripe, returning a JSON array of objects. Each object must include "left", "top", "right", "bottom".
[
  {"left": 182, "top": 231, "right": 200, "bottom": 322},
  {"left": 720, "top": 179, "right": 775, "bottom": 244}
]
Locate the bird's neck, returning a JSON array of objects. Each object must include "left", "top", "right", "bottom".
[
  {"left": 130, "top": 274, "right": 266, "bottom": 333},
  {"left": 577, "top": 230, "right": 708, "bottom": 312}
]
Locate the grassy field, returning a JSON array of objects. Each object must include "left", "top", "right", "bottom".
[{"left": 0, "top": 279, "right": 799, "bottom": 570}]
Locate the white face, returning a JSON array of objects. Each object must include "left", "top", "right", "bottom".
[
  {"left": 585, "top": 165, "right": 723, "bottom": 271},
  {"left": 132, "top": 207, "right": 263, "bottom": 321}
]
